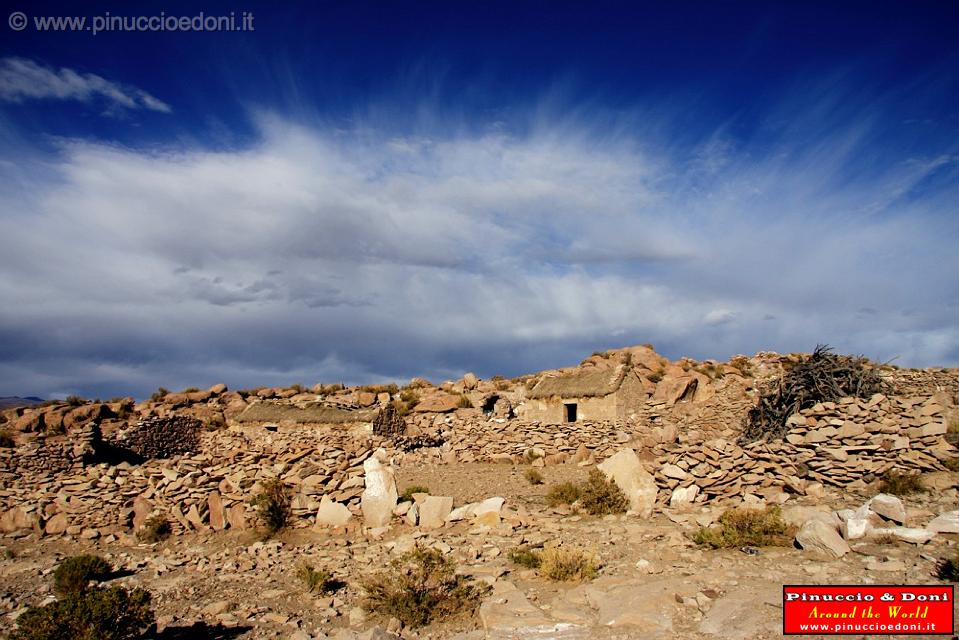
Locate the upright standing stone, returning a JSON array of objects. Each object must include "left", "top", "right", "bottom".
[
  {"left": 208, "top": 491, "right": 226, "bottom": 531},
  {"left": 597, "top": 448, "right": 658, "bottom": 517},
  {"left": 361, "top": 453, "right": 398, "bottom": 528}
]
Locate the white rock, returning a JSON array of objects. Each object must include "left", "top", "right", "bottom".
[
  {"left": 472, "top": 497, "right": 505, "bottom": 519},
  {"left": 361, "top": 456, "right": 398, "bottom": 528},
  {"left": 840, "top": 517, "right": 871, "bottom": 540},
  {"left": 796, "top": 520, "right": 850, "bottom": 558},
  {"left": 867, "top": 494, "right": 906, "bottom": 525},
  {"left": 927, "top": 511, "right": 959, "bottom": 534},
  {"left": 315, "top": 496, "right": 352, "bottom": 527},
  {"left": 669, "top": 485, "right": 700, "bottom": 507},
  {"left": 418, "top": 496, "right": 454, "bottom": 529},
  {"left": 597, "top": 448, "right": 657, "bottom": 518},
  {"left": 877, "top": 527, "right": 936, "bottom": 544}
]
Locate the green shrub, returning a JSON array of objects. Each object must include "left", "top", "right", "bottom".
[
  {"left": 579, "top": 469, "right": 629, "bottom": 515},
  {"left": 399, "top": 485, "right": 430, "bottom": 502},
  {"left": 545, "top": 482, "right": 581, "bottom": 507},
  {"left": 537, "top": 544, "right": 598, "bottom": 582},
  {"left": 136, "top": 515, "right": 171, "bottom": 544},
  {"left": 54, "top": 555, "right": 112, "bottom": 597},
  {"left": 524, "top": 468, "right": 544, "bottom": 485},
  {"left": 0, "top": 430, "right": 15, "bottom": 448},
  {"left": 298, "top": 564, "right": 337, "bottom": 594},
  {"left": 252, "top": 478, "right": 291, "bottom": 536},
  {"left": 360, "top": 547, "right": 490, "bottom": 628},
  {"left": 11, "top": 586, "right": 153, "bottom": 640},
  {"left": 694, "top": 506, "right": 795, "bottom": 549},
  {"left": 878, "top": 470, "right": 925, "bottom": 496},
  {"left": 508, "top": 546, "right": 541, "bottom": 569}
]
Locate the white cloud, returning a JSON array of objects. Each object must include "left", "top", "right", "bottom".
[
  {"left": 0, "top": 95, "right": 957, "bottom": 397},
  {"left": 0, "top": 57, "right": 171, "bottom": 113}
]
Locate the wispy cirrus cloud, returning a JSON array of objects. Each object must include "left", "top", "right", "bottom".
[{"left": 0, "top": 57, "right": 171, "bottom": 113}]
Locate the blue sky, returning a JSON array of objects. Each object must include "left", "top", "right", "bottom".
[{"left": 0, "top": 1, "right": 957, "bottom": 399}]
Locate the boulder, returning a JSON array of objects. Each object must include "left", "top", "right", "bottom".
[
  {"left": 316, "top": 496, "right": 353, "bottom": 527},
  {"left": 927, "top": 511, "right": 959, "bottom": 534},
  {"left": 208, "top": 492, "right": 226, "bottom": 531},
  {"left": 597, "top": 448, "right": 657, "bottom": 517},
  {"left": 462, "top": 373, "right": 479, "bottom": 390},
  {"left": 361, "top": 455, "right": 398, "bottom": 528},
  {"left": 669, "top": 485, "right": 699, "bottom": 507},
  {"left": 44, "top": 513, "right": 69, "bottom": 535},
  {"left": 795, "top": 520, "right": 850, "bottom": 558},
  {"left": 867, "top": 494, "right": 906, "bottom": 525},
  {"left": 418, "top": 496, "right": 454, "bottom": 529}
]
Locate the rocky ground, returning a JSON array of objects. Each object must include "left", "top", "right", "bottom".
[{"left": 3, "top": 461, "right": 959, "bottom": 640}]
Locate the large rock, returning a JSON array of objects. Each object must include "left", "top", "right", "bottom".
[
  {"left": 597, "top": 448, "right": 657, "bottom": 517},
  {"left": 0, "top": 507, "right": 38, "bottom": 533},
  {"left": 927, "top": 511, "right": 959, "bottom": 534},
  {"left": 361, "top": 454, "right": 398, "bottom": 528},
  {"left": 208, "top": 492, "right": 226, "bottom": 531},
  {"left": 418, "top": 496, "right": 454, "bottom": 529},
  {"left": 316, "top": 495, "right": 353, "bottom": 527},
  {"left": 44, "top": 513, "right": 69, "bottom": 535},
  {"left": 796, "top": 520, "right": 850, "bottom": 558},
  {"left": 669, "top": 485, "right": 699, "bottom": 507},
  {"left": 867, "top": 494, "right": 906, "bottom": 525}
]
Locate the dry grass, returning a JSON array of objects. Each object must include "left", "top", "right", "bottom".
[
  {"left": 508, "top": 546, "right": 542, "bottom": 569},
  {"left": 297, "top": 564, "right": 338, "bottom": 594},
  {"left": 524, "top": 468, "right": 544, "bottom": 485},
  {"left": 456, "top": 395, "right": 474, "bottom": 409},
  {"left": 0, "top": 430, "right": 14, "bottom": 448},
  {"left": 537, "top": 544, "right": 599, "bottom": 582},
  {"left": 694, "top": 506, "right": 796, "bottom": 548},
  {"left": 545, "top": 482, "right": 581, "bottom": 507},
  {"left": 878, "top": 470, "right": 925, "bottom": 496},
  {"left": 252, "top": 478, "right": 291, "bottom": 536},
  {"left": 360, "top": 547, "right": 490, "bottom": 628}
]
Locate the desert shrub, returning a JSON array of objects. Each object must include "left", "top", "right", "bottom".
[
  {"left": 289, "top": 383, "right": 305, "bottom": 393},
  {"left": 54, "top": 555, "right": 112, "bottom": 598},
  {"left": 64, "top": 395, "right": 85, "bottom": 407},
  {"left": 936, "top": 553, "right": 959, "bottom": 581},
  {"left": 149, "top": 388, "right": 169, "bottom": 402},
  {"left": 182, "top": 387, "right": 199, "bottom": 393},
  {"left": 137, "top": 515, "right": 171, "bottom": 544},
  {"left": 392, "top": 388, "right": 420, "bottom": 417},
  {"left": 525, "top": 469, "right": 544, "bottom": 485},
  {"left": 579, "top": 469, "right": 629, "bottom": 515},
  {"left": 647, "top": 370, "right": 664, "bottom": 383},
  {"left": 729, "top": 355, "right": 754, "bottom": 377},
  {"left": 508, "top": 546, "right": 542, "bottom": 569},
  {"left": 878, "top": 470, "right": 925, "bottom": 495},
  {"left": 942, "top": 458, "right": 959, "bottom": 472},
  {"left": 359, "top": 383, "right": 400, "bottom": 395},
  {"left": 495, "top": 380, "right": 510, "bottom": 391},
  {"left": 0, "top": 430, "right": 15, "bottom": 448},
  {"left": 537, "top": 544, "right": 598, "bottom": 582},
  {"left": 298, "top": 564, "right": 337, "bottom": 594},
  {"left": 546, "top": 482, "right": 581, "bottom": 507},
  {"left": 252, "top": 478, "right": 291, "bottom": 536},
  {"left": 523, "top": 448, "right": 543, "bottom": 464},
  {"left": 360, "top": 547, "right": 490, "bottom": 628},
  {"left": 11, "top": 586, "right": 153, "bottom": 640},
  {"left": 694, "top": 506, "right": 795, "bottom": 549},
  {"left": 742, "top": 345, "right": 890, "bottom": 443},
  {"left": 456, "top": 395, "right": 473, "bottom": 409},
  {"left": 399, "top": 485, "right": 430, "bottom": 502}
]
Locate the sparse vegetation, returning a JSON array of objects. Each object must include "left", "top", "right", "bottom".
[
  {"left": 878, "top": 470, "right": 925, "bottom": 495},
  {"left": 149, "top": 387, "right": 169, "bottom": 402},
  {"left": 298, "top": 564, "right": 338, "bottom": 594},
  {"left": 647, "top": 369, "right": 664, "bottom": 383},
  {"left": 64, "top": 395, "right": 85, "bottom": 407},
  {"left": 694, "top": 506, "right": 795, "bottom": 549},
  {"left": 742, "top": 345, "right": 890, "bottom": 443},
  {"left": 729, "top": 355, "right": 754, "bottom": 377},
  {"left": 359, "top": 383, "right": 400, "bottom": 395},
  {"left": 545, "top": 482, "right": 581, "bottom": 507},
  {"left": 537, "top": 543, "right": 599, "bottom": 582},
  {"left": 579, "top": 469, "right": 629, "bottom": 515},
  {"left": 136, "top": 515, "right": 171, "bottom": 544},
  {"left": 508, "top": 546, "right": 542, "bottom": 569},
  {"left": 399, "top": 485, "right": 430, "bottom": 502},
  {"left": 182, "top": 387, "right": 200, "bottom": 394},
  {"left": 252, "top": 478, "right": 291, "bottom": 536},
  {"left": 11, "top": 586, "right": 153, "bottom": 640},
  {"left": 942, "top": 458, "right": 959, "bottom": 472},
  {"left": 525, "top": 468, "right": 544, "bottom": 485},
  {"left": 360, "top": 546, "right": 490, "bottom": 628},
  {"left": 456, "top": 394, "right": 474, "bottom": 408},
  {"left": 935, "top": 552, "right": 959, "bottom": 581},
  {"left": 0, "top": 430, "right": 14, "bottom": 448},
  {"left": 523, "top": 448, "right": 542, "bottom": 464},
  {"left": 54, "top": 555, "right": 112, "bottom": 598}
]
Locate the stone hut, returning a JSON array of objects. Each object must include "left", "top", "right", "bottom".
[
  {"left": 232, "top": 401, "right": 375, "bottom": 432},
  {"left": 521, "top": 356, "right": 648, "bottom": 424}
]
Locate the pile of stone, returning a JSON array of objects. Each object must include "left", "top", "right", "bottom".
[
  {"left": 113, "top": 415, "right": 202, "bottom": 459},
  {"left": 654, "top": 393, "right": 955, "bottom": 503}
]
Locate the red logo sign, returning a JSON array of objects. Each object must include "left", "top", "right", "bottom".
[{"left": 783, "top": 585, "right": 954, "bottom": 635}]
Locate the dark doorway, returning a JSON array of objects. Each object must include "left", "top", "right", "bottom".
[{"left": 564, "top": 403, "right": 577, "bottom": 423}]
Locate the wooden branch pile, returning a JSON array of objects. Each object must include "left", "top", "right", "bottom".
[{"left": 741, "top": 345, "right": 891, "bottom": 443}]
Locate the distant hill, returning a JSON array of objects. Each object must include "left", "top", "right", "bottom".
[{"left": 0, "top": 396, "right": 44, "bottom": 410}]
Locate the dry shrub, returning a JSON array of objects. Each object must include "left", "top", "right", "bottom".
[
  {"left": 252, "top": 478, "right": 291, "bottom": 536},
  {"left": 136, "top": 515, "right": 171, "bottom": 543},
  {"left": 360, "top": 547, "right": 490, "bottom": 628},
  {"left": 524, "top": 468, "right": 544, "bottom": 485},
  {"left": 936, "top": 553, "right": 959, "bottom": 581},
  {"left": 694, "top": 506, "right": 795, "bottom": 548},
  {"left": 298, "top": 564, "right": 338, "bottom": 594},
  {"left": 508, "top": 546, "right": 542, "bottom": 569},
  {"left": 878, "top": 470, "right": 925, "bottom": 495},
  {"left": 456, "top": 395, "right": 473, "bottom": 408},
  {"left": 0, "top": 430, "right": 14, "bottom": 448},
  {"left": 537, "top": 544, "right": 598, "bottom": 582},
  {"left": 545, "top": 482, "right": 581, "bottom": 507},
  {"left": 942, "top": 458, "right": 959, "bottom": 473},
  {"left": 579, "top": 469, "right": 629, "bottom": 515},
  {"left": 399, "top": 485, "right": 429, "bottom": 502}
]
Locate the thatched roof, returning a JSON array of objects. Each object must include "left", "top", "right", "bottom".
[
  {"left": 235, "top": 401, "right": 374, "bottom": 424},
  {"left": 528, "top": 363, "right": 630, "bottom": 399}
]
